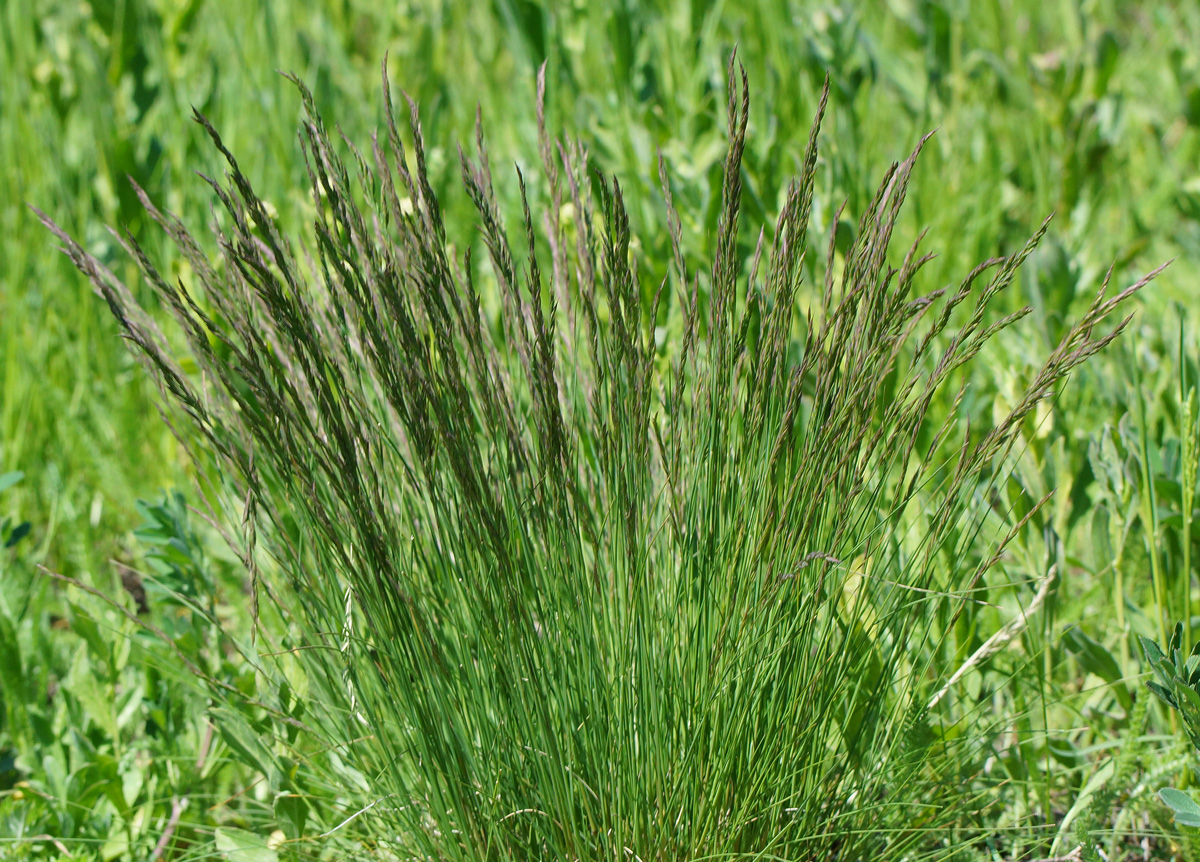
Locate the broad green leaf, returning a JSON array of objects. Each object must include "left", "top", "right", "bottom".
[
  {"left": 0, "top": 472, "right": 24, "bottom": 495},
  {"left": 1063, "top": 627, "right": 1131, "bottom": 709},
  {"left": 1160, "top": 787, "right": 1200, "bottom": 827},
  {"left": 215, "top": 827, "right": 279, "bottom": 862},
  {"left": 3, "top": 521, "right": 30, "bottom": 548},
  {"left": 274, "top": 790, "right": 308, "bottom": 840},
  {"left": 96, "top": 754, "right": 128, "bottom": 816},
  {"left": 1090, "top": 506, "right": 1113, "bottom": 571},
  {"left": 0, "top": 610, "right": 26, "bottom": 703},
  {"left": 1047, "top": 737, "right": 1080, "bottom": 768},
  {"left": 1063, "top": 627, "right": 1122, "bottom": 683},
  {"left": 70, "top": 646, "right": 119, "bottom": 740},
  {"left": 1099, "top": 30, "right": 1123, "bottom": 97},
  {"left": 211, "top": 706, "right": 275, "bottom": 776},
  {"left": 1147, "top": 680, "right": 1176, "bottom": 708},
  {"left": 122, "top": 762, "right": 144, "bottom": 808},
  {"left": 101, "top": 828, "right": 129, "bottom": 861},
  {"left": 1140, "top": 634, "right": 1166, "bottom": 666},
  {"left": 69, "top": 603, "right": 114, "bottom": 675}
]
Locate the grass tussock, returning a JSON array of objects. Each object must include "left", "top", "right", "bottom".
[{"left": 39, "top": 56, "right": 1160, "bottom": 860}]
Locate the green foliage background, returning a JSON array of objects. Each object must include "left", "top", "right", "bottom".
[{"left": 6, "top": 0, "right": 1200, "bottom": 859}]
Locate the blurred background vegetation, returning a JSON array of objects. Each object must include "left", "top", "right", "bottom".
[{"left": 6, "top": 0, "right": 1200, "bottom": 858}]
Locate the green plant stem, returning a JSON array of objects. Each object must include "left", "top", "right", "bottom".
[
  {"left": 1136, "top": 376, "right": 1170, "bottom": 651},
  {"left": 1184, "top": 465, "right": 1194, "bottom": 654},
  {"left": 1181, "top": 385, "right": 1196, "bottom": 653},
  {"left": 1114, "top": 552, "right": 1130, "bottom": 673}
]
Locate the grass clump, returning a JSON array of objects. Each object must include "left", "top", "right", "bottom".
[{"left": 40, "top": 56, "right": 1160, "bottom": 859}]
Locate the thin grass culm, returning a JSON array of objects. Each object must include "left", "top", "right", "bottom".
[{"left": 39, "top": 57, "right": 1162, "bottom": 860}]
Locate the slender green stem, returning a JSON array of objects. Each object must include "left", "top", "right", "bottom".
[
  {"left": 1182, "top": 390, "right": 1196, "bottom": 652},
  {"left": 1180, "top": 309, "right": 1196, "bottom": 651},
  {"left": 1135, "top": 370, "right": 1170, "bottom": 651},
  {"left": 1115, "top": 550, "right": 1130, "bottom": 672}
]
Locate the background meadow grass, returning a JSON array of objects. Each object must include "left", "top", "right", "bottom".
[{"left": 5, "top": 0, "right": 1200, "bottom": 859}]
